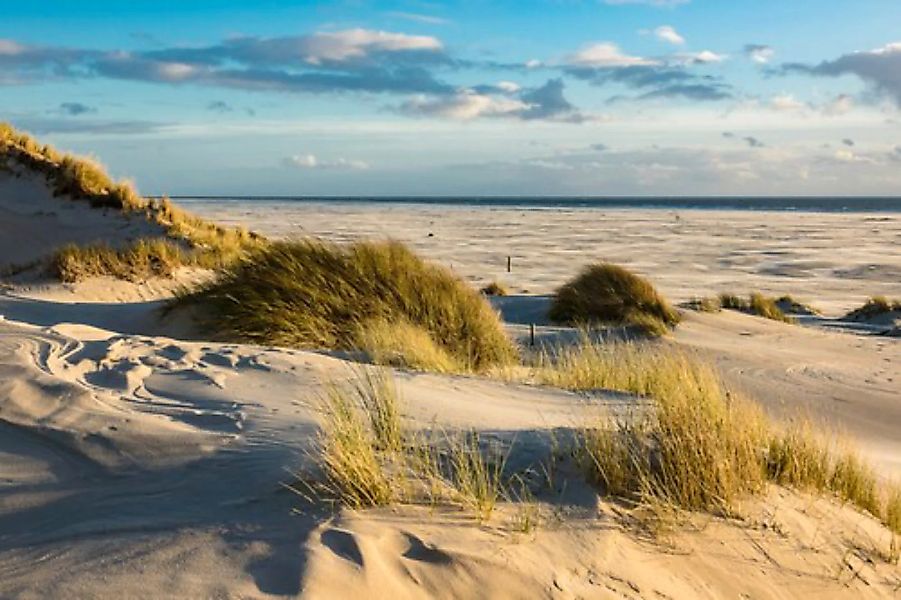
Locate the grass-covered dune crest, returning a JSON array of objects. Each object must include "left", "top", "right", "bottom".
[
  {"left": 548, "top": 262, "right": 680, "bottom": 335},
  {"left": 175, "top": 239, "right": 518, "bottom": 372},
  {"left": 1, "top": 122, "right": 264, "bottom": 281}
]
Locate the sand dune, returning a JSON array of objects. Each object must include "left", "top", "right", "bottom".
[
  {"left": 0, "top": 171, "right": 165, "bottom": 272},
  {"left": 0, "top": 302, "right": 899, "bottom": 598},
  {"left": 1, "top": 176, "right": 899, "bottom": 596}
]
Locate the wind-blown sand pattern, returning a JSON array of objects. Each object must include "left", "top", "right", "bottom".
[{"left": 1, "top": 170, "right": 900, "bottom": 597}]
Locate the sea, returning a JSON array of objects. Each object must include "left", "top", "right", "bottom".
[{"left": 173, "top": 196, "right": 901, "bottom": 213}]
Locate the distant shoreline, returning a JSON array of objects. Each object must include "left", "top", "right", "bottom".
[{"left": 170, "top": 196, "right": 901, "bottom": 213}]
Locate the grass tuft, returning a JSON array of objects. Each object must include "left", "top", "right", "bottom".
[
  {"left": 1, "top": 122, "right": 264, "bottom": 282},
  {"left": 480, "top": 281, "right": 508, "bottom": 296},
  {"left": 683, "top": 296, "right": 722, "bottom": 313},
  {"left": 562, "top": 340, "right": 767, "bottom": 514},
  {"left": 356, "top": 318, "right": 462, "bottom": 373},
  {"left": 844, "top": 296, "right": 901, "bottom": 321},
  {"left": 548, "top": 263, "right": 680, "bottom": 335},
  {"left": 316, "top": 374, "right": 398, "bottom": 508},
  {"left": 534, "top": 337, "right": 901, "bottom": 537},
  {"left": 306, "top": 368, "right": 511, "bottom": 521},
  {"left": 176, "top": 239, "right": 517, "bottom": 372},
  {"left": 719, "top": 292, "right": 792, "bottom": 322}
]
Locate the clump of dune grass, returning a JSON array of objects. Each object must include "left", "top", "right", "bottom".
[
  {"left": 533, "top": 335, "right": 709, "bottom": 399},
  {"left": 718, "top": 292, "right": 792, "bottom": 322},
  {"left": 749, "top": 292, "right": 792, "bottom": 322},
  {"left": 1, "top": 122, "right": 264, "bottom": 281},
  {"left": 683, "top": 296, "right": 722, "bottom": 313},
  {"left": 775, "top": 295, "right": 821, "bottom": 316},
  {"left": 50, "top": 239, "right": 186, "bottom": 283},
  {"left": 356, "top": 318, "right": 461, "bottom": 374},
  {"left": 844, "top": 296, "right": 901, "bottom": 321},
  {"left": 176, "top": 240, "right": 517, "bottom": 372},
  {"left": 304, "top": 368, "right": 510, "bottom": 521},
  {"left": 545, "top": 337, "right": 901, "bottom": 537},
  {"left": 316, "top": 376, "right": 398, "bottom": 508},
  {"left": 447, "top": 432, "right": 509, "bottom": 522},
  {"left": 481, "top": 281, "right": 508, "bottom": 296},
  {"left": 557, "top": 341, "right": 767, "bottom": 515},
  {"left": 548, "top": 263, "right": 680, "bottom": 336}
]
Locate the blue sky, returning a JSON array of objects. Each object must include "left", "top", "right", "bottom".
[{"left": 2, "top": 0, "right": 901, "bottom": 196}]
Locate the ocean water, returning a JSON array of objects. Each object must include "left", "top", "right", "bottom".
[{"left": 173, "top": 196, "right": 901, "bottom": 213}]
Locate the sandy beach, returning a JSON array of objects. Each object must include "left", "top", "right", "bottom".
[
  {"left": 1, "top": 131, "right": 899, "bottom": 597},
  {"left": 183, "top": 200, "right": 901, "bottom": 315}
]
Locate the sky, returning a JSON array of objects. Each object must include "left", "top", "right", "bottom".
[{"left": 2, "top": 0, "right": 901, "bottom": 196}]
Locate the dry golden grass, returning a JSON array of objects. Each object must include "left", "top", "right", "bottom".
[
  {"left": 176, "top": 239, "right": 517, "bottom": 372},
  {"left": 356, "top": 318, "right": 462, "bottom": 374},
  {"left": 683, "top": 296, "right": 722, "bottom": 313},
  {"left": 309, "top": 348, "right": 901, "bottom": 545},
  {"left": 532, "top": 335, "right": 707, "bottom": 399},
  {"left": 317, "top": 377, "right": 398, "bottom": 508},
  {"left": 844, "top": 296, "right": 901, "bottom": 321},
  {"left": 766, "top": 420, "right": 832, "bottom": 490},
  {"left": 1, "top": 122, "right": 264, "bottom": 281},
  {"left": 50, "top": 239, "right": 186, "bottom": 283},
  {"left": 480, "top": 281, "right": 509, "bottom": 296},
  {"left": 557, "top": 340, "right": 767, "bottom": 514},
  {"left": 549, "top": 263, "right": 680, "bottom": 336},
  {"left": 886, "top": 488, "right": 901, "bottom": 535},
  {"left": 775, "top": 295, "right": 821, "bottom": 316},
  {"left": 305, "top": 368, "right": 509, "bottom": 521},
  {"left": 719, "top": 292, "right": 792, "bottom": 322},
  {"left": 541, "top": 338, "right": 901, "bottom": 536}
]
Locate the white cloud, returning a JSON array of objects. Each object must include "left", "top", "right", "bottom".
[
  {"left": 654, "top": 25, "right": 685, "bottom": 45},
  {"left": 673, "top": 50, "right": 727, "bottom": 64},
  {"left": 834, "top": 148, "right": 858, "bottom": 162},
  {"left": 771, "top": 94, "right": 806, "bottom": 112},
  {"left": 872, "top": 41, "right": 901, "bottom": 55},
  {"left": 284, "top": 154, "right": 370, "bottom": 169},
  {"left": 525, "top": 59, "right": 542, "bottom": 69},
  {"left": 157, "top": 62, "right": 198, "bottom": 81},
  {"left": 399, "top": 90, "right": 527, "bottom": 120},
  {"left": 566, "top": 43, "right": 659, "bottom": 67},
  {"left": 301, "top": 28, "right": 442, "bottom": 64},
  {"left": 496, "top": 81, "right": 522, "bottom": 93}
]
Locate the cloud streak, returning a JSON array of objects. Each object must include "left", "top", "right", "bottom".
[
  {"left": 781, "top": 42, "right": 901, "bottom": 105},
  {"left": 283, "top": 154, "right": 370, "bottom": 170}
]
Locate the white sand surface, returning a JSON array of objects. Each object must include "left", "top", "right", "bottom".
[
  {"left": 1, "top": 189, "right": 899, "bottom": 597},
  {"left": 0, "top": 305, "right": 898, "bottom": 598},
  {"left": 183, "top": 200, "right": 901, "bottom": 316},
  {"left": 0, "top": 170, "right": 165, "bottom": 272}
]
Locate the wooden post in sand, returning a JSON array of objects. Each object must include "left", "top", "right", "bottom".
[
  {"left": 507, "top": 256, "right": 512, "bottom": 273},
  {"left": 530, "top": 323, "right": 535, "bottom": 347}
]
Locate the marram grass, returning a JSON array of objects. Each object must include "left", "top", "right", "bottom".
[
  {"left": 305, "top": 368, "right": 509, "bottom": 522},
  {"left": 176, "top": 239, "right": 518, "bottom": 372},
  {"left": 718, "top": 292, "right": 792, "bottom": 322},
  {"left": 548, "top": 263, "right": 680, "bottom": 336},
  {"left": 551, "top": 338, "right": 901, "bottom": 534},
  {"left": 1, "top": 122, "right": 264, "bottom": 282}
]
